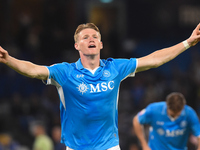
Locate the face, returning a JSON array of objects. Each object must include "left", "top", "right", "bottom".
[
  {"left": 74, "top": 28, "right": 103, "bottom": 56},
  {"left": 167, "top": 109, "right": 182, "bottom": 118}
]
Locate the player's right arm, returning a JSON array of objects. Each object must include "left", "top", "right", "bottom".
[
  {"left": 133, "top": 116, "right": 151, "bottom": 150},
  {"left": 0, "top": 46, "right": 49, "bottom": 80}
]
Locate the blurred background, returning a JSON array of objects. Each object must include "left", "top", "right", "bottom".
[{"left": 0, "top": 0, "right": 200, "bottom": 150}]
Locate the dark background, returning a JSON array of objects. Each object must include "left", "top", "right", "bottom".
[{"left": 0, "top": 0, "right": 200, "bottom": 149}]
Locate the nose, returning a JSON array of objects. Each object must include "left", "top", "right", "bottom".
[{"left": 89, "top": 37, "right": 95, "bottom": 42}]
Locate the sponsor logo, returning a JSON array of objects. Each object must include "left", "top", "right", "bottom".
[
  {"left": 77, "top": 82, "right": 88, "bottom": 94},
  {"left": 77, "top": 81, "right": 114, "bottom": 94},
  {"left": 156, "top": 128, "right": 186, "bottom": 137},
  {"left": 166, "top": 129, "right": 186, "bottom": 137},
  {"left": 157, "top": 128, "right": 165, "bottom": 135}
]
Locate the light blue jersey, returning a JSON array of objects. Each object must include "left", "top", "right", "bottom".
[
  {"left": 46, "top": 58, "right": 137, "bottom": 150},
  {"left": 137, "top": 102, "right": 200, "bottom": 150}
]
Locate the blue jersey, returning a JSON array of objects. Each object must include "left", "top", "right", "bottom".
[
  {"left": 137, "top": 102, "right": 200, "bottom": 150},
  {"left": 46, "top": 58, "right": 137, "bottom": 150}
]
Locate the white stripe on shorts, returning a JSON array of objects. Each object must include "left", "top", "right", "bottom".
[{"left": 66, "top": 145, "right": 120, "bottom": 150}]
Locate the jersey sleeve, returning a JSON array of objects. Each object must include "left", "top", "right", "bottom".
[
  {"left": 137, "top": 104, "right": 153, "bottom": 125},
  {"left": 45, "top": 62, "right": 70, "bottom": 86},
  {"left": 112, "top": 58, "right": 137, "bottom": 80},
  {"left": 187, "top": 107, "right": 200, "bottom": 137}
]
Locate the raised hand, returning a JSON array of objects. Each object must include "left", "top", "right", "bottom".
[
  {"left": 0, "top": 46, "right": 9, "bottom": 64},
  {"left": 188, "top": 23, "right": 200, "bottom": 47}
]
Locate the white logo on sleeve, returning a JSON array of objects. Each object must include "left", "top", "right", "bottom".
[{"left": 139, "top": 109, "right": 146, "bottom": 116}]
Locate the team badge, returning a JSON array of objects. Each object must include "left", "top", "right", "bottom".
[
  {"left": 180, "top": 121, "right": 187, "bottom": 128},
  {"left": 103, "top": 70, "right": 111, "bottom": 77},
  {"left": 77, "top": 82, "right": 88, "bottom": 94}
]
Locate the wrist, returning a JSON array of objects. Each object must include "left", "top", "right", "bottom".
[
  {"left": 5, "top": 55, "right": 13, "bottom": 66},
  {"left": 182, "top": 40, "right": 190, "bottom": 50}
]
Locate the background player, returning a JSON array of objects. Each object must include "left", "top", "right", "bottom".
[{"left": 133, "top": 92, "right": 200, "bottom": 150}]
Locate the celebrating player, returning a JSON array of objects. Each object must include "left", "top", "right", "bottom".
[
  {"left": 133, "top": 92, "right": 200, "bottom": 150},
  {"left": 0, "top": 23, "right": 200, "bottom": 150}
]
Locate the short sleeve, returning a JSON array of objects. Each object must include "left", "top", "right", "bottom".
[
  {"left": 137, "top": 104, "right": 153, "bottom": 125},
  {"left": 46, "top": 62, "right": 70, "bottom": 86},
  {"left": 112, "top": 58, "right": 137, "bottom": 80}
]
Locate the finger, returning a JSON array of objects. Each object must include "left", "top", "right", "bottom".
[
  {"left": 0, "top": 52, "right": 3, "bottom": 57},
  {"left": 0, "top": 47, "right": 5, "bottom": 53},
  {"left": 196, "top": 23, "right": 200, "bottom": 30},
  {"left": 0, "top": 46, "right": 3, "bottom": 51}
]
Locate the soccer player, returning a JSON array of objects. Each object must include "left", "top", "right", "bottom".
[
  {"left": 133, "top": 92, "right": 200, "bottom": 150},
  {"left": 0, "top": 23, "right": 200, "bottom": 150}
]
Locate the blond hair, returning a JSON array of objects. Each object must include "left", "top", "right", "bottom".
[{"left": 74, "top": 23, "right": 101, "bottom": 43}]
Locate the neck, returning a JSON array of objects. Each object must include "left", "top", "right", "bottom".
[{"left": 79, "top": 53, "right": 100, "bottom": 70}]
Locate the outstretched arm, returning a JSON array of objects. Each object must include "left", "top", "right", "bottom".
[
  {"left": 136, "top": 23, "right": 200, "bottom": 73},
  {"left": 133, "top": 116, "right": 151, "bottom": 150},
  {"left": 0, "top": 46, "right": 49, "bottom": 80}
]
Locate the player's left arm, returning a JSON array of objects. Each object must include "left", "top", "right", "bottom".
[{"left": 136, "top": 23, "right": 200, "bottom": 73}]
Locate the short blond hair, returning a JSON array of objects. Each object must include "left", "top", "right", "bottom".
[{"left": 74, "top": 23, "right": 101, "bottom": 43}]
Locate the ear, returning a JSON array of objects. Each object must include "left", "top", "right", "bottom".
[
  {"left": 74, "top": 43, "right": 79, "bottom": 50},
  {"left": 100, "top": 42, "right": 103, "bottom": 49}
]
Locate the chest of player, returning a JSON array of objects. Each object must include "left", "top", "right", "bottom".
[
  {"left": 152, "top": 116, "right": 188, "bottom": 137},
  {"left": 64, "top": 69, "right": 121, "bottom": 99}
]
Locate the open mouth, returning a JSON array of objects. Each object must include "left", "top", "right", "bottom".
[{"left": 88, "top": 45, "right": 96, "bottom": 48}]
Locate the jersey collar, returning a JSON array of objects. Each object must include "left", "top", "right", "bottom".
[{"left": 75, "top": 58, "right": 105, "bottom": 70}]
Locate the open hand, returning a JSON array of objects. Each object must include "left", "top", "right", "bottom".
[
  {"left": 0, "top": 46, "right": 9, "bottom": 64},
  {"left": 188, "top": 23, "right": 200, "bottom": 47}
]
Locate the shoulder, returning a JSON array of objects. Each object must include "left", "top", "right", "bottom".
[
  {"left": 47, "top": 62, "right": 75, "bottom": 77},
  {"left": 50, "top": 62, "right": 70, "bottom": 67},
  {"left": 103, "top": 58, "right": 137, "bottom": 66},
  {"left": 137, "top": 102, "right": 165, "bottom": 122},
  {"left": 49, "top": 62, "right": 74, "bottom": 69},
  {"left": 104, "top": 57, "right": 136, "bottom": 62},
  {"left": 148, "top": 101, "right": 165, "bottom": 108},
  {"left": 145, "top": 102, "right": 166, "bottom": 114},
  {"left": 184, "top": 105, "right": 197, "bottom": 115}
]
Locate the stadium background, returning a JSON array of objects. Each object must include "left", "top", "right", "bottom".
[{"left": 0, "top": 0, "right": 200, "bottom": 149}]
